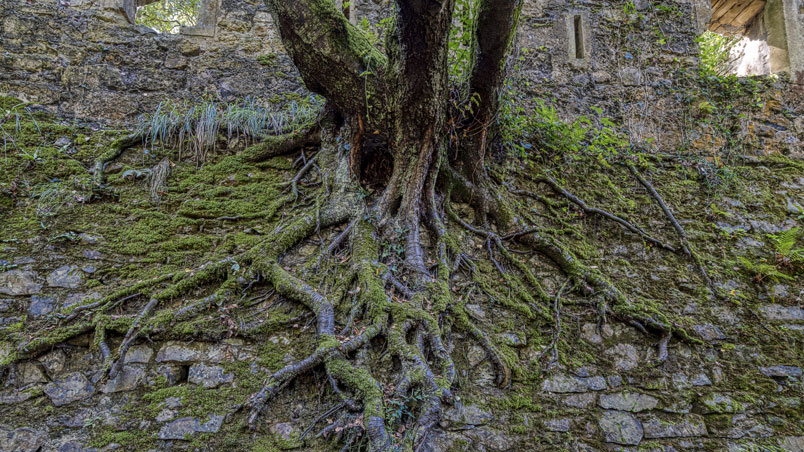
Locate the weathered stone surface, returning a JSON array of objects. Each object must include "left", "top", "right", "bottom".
[
  {"left": 781, "top": 436, "right": 804, "bottom": 452},
  {"left": 0, "top": 270, "right": 41, "bottom": 295},
  {"left": 39, "top": 349, "right": 66, "bottom": 376},
  {"left": 760, "top": 304, "right": 804, "bottom": 321},
  {"left": 691, "top": 373, "right": 712, "bottom": 386},
  {"left": 599, "top": 410, "right": 643, "bottom": 445},
  {"left": 563, "top": 393, "right": 596, "bottom": 408},
  {"left": 187, "top": 363, "right": 233, "bottom": 389},
  {"left": 693, "top": 324, "right": 727, "bottom": 342},
  {"left": 270, "top": 422, "right": 300, "bottom": 446},
  {"left": 598, "top": 392, "right": 658, "bottom": 412},
  {"left": 604, "top": 344, "right": 639, "bottom": 371},
  {"left": 701, "top": 393, "right": 744, "bottom": 414},
  {"left": 544, "top": 418, "right": 571, "bottom": 432},
  {"left": 578, "top": 376, "right": 607, "bottom": 391},
  {"left": 102, "top": 365, "right": 145, "bottom": 393},
  {"left": 0, "top": 389, "right": 36, "bottom": 405},
  {"left": 442, "top": 403, "right": 493, "bottom": 427},
  {"left": 541, "top": 374, "right": 586, "bottom": 393},
  {"left": 43, "top": 372, "right": 94, "bottom": 406},
  {"left": 123, "top": 345, "right": 154, "bottom": 364},
  {"left": 0, "top": 426, "right": 48, "bottom": 452},
  {"left": 15, "top": 362, "right": 48, "bottom": 385},
  {"left": 158, "top": 415, "right": 224, "bottom": 440},
  {"left": 46, "top": 265, "right": 83, "bottom": 289},
  {"left": 28, "top": 295, "right": 57, "bottom": 317},
  {"left": 759, "top": 365, "right": 802, "bottom": 378},
  {"left": 641, "top": 414, "right": 707, "bottom": 438},
  {"left": 155, "top": 341, "right": 227, "bottom": 363}
]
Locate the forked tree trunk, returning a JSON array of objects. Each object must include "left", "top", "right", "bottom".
[{"left": 264, "top": 0, "right": 521, "bottom": 212}]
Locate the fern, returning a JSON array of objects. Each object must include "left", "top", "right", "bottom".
[
  {"left": 768, "top": 227, "right": 804, "bottom": 265},
  {"left": 737, "top": 257, "right": 794, "bottom": 283}
]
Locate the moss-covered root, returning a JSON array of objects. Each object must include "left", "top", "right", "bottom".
[
  {"left": 625, "top": 161, "right": 713, "bottom": 288},
  {"left": 92, "top": 132, "right": 144, "bottom": 187},
  {"left": 241, "top": 127, "right": 322, "bottom": 163}
]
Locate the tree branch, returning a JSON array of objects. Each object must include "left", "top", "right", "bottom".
[
  {"left": 458, "top": 0, "right": 523, "bottom": 180},
  {"left": 265, "top": 0, "right": 387, "bottom": 121}
]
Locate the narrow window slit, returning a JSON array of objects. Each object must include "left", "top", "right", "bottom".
[{"left": 574, "top": 15, "right": 584, "bottom": 59}]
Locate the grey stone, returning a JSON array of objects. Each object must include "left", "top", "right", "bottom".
[
  {"left": 0, "top": 427, "right": 48, "bottom": 452},
  {"left": 701, "top": 393, "right": 744, "bottom": 414},
  {"left": 77, "top": 233, "right": 103, "bottom": 244},
  {"left": 63, "top": 292, "right": 100, "bottom": 309},
  {"left": 692, "top": 324, "right": 726, "bottom": 342},
  {"left": 271, "top": 422, "right": 299, "bottom": 443},
  {"left": 83, "top": 250, "right": 103, "bottom": 260},
  {"left": 39, "top": 349, "right": 67, "bottom": 376},
  {"left": 581, "top": 323, "right": 603, "bottom": 344},
  {"left": 164, "top": 397, "right": 183, "bottom": 409},
  {"left": 619, "top": 67, "right": 643, "bottom": 86},
  {"left": 0, "top": 270, "right": 42, "bottom": 295},
  {"left": 544, "top": 418, "right": 570, "bottom": 432},
  {"left": 641, "top": 414, "right": 707, "bottom": 438},
  {"left": 0, "top": 315, "right": 22, "bottom": 326},
  {"left": 563, "top": 393, "right": 596, "bottom": 408},
  {"left": 443, "top": 402, "right": 493, "bottom": 427},
  {"left": 463, "top": 427, "right": 514, "bottom": 452},
  {"left": 607, "top": 375, "right": 623, "bottom": 388},
  {"left": 187, "top": 363, "right": 233, "bottom": 389},
  {"left": 156, "top": 342, "right": 204, "bottom": 363},
  {"left": 690, "top": 373, "right": 712, "bottom": 386},
  {"left": 28, "top": 295, "right": 57, "bottom": 317},
  {"left": 102, "top": 365, "right": 145, "bottom": 393},
  {"left": 156, "top": 408, "right": 177, "bottom": 422},
  {"left": 605, "top": 344, "right": 639, "bottom": 371},
  {"left": 541, "top": 374, "right": 586, "bottom": 393},
  {"left": 599, "top": 410, "right": 643, "bottom": 445},
  {"left": 759, "top": 365, "right": 802, "bottom": 378},
  {"left": 155, "top": 341, "right": 226, "bottom": 363},
  {"left": 54, "top": 137, "right": 71, "bottom": 147},
  {"left": 44, "top": 372, "right": 95, "bottom": 406},
  {"left": 46, "top": 265, "right": 83, "bottom": 289},
  {"left": 123, "top": 345, "right": 154, "bottom": 364},
  {"left": 760, "top": 304, "right": 804, "bottom": 322},
  {"left": 579, "top": 376, "right": 607, "bottom": 391},
  {"left": 15, "top": 362, "right": 48, "bottom": 385},
  {"left": 672, "top": 373, "right": 691, "bottom": 390},
  {"left": 781, "top": 436, "right": 804, "bottom": 452},
  {"left": 598, "top": 392, "right": 658, "bottom": 412},
  {"left": 0, "top": 389, "right": 36, "bottom": 404},
  {"left": 158, "top": 415, "right": 224, "bottom": 440}
]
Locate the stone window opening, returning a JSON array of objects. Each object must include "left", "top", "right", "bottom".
[
  {"left": 567, "top": 12, "right": 590, "bottom": 67},
  {"left": 114, "top": 0, "right": 219, "bottom": 37},
  {"left": 135, "top": 0, "right": 200, "bottom": 34},
  {"left": 573, "top": 15, "right": 585, "bottom": 59},
  {"left": 704, "top": 0, "right": 795, "bottom": 76}
]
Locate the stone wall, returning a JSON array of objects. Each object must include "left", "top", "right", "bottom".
[
  {"left": 0, "top": 0, "right": 301, "bottom": 124},
  {"left": 1, "top": 0, "right": 801, "bottom": 130}
]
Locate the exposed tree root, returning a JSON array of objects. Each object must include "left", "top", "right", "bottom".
[
  {"left": 625, "top": 161, "right": 712, "bottom": 286},
  {"left": 518, "top": 176, "right": 678, "bottom": 252},
  {"left": 91, "top": 132, "right": 145, "bottom": 188},
  {"left": 8, "top": 122, "right": 708, "bottom": 452},
  {"left": 241, "top": 126, "right": 322, "bottom": 163}
]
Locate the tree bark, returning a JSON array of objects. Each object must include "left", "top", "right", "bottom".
[{"left": 459, "top": 0, "right": 523, "bottom": 183}]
